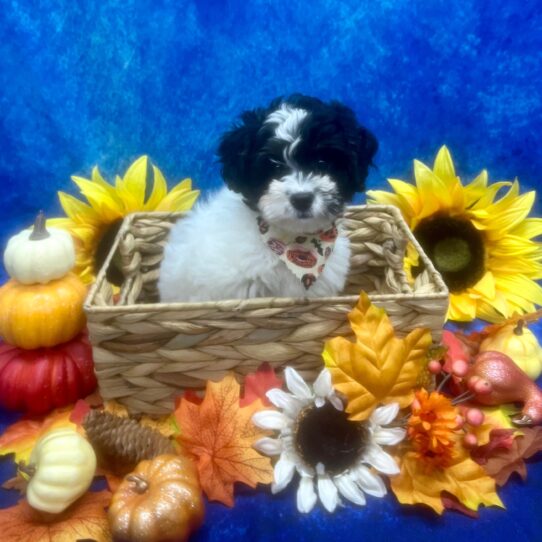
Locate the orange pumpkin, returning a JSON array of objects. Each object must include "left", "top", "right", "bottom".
[
  {"left": 109, "top": 454, "right": 205, "bottom": 542},
  {"left": 0, "top": 273, "right": 87, "bottom": 349}
]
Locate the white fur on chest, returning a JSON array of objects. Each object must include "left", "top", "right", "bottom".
[{"left": 158, "top": 189, "right": 351, "bottom": 302}]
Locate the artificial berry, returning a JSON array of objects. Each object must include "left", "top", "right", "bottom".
[
  {"left": 467, "top": 375, "right": 481, "bottom": 390},
  {"left": 428, "top": 360, "right": 443, "bottom": 375},
  {"left": 465, "top": 408, "right": 485, "bottom": 427},
  {"left": 463, "top": 433, "right": 478, "bottom": 448},
  {"left": 451, "top": 359, "right": 469, "bottom": 377}
]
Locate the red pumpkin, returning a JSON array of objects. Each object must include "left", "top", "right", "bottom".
[{"left": 0, "top": 333, "right": 97, "bottom": 415}]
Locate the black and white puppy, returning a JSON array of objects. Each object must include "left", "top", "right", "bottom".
[{"left": 159, "top": 95, "right": 377, "bottom": 302}]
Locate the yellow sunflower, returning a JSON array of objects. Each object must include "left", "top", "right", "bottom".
[
  {"left": 49, "top": 156, "right": 199, "bottom": 285},
  {"left": 367, "top": 146, "right": 542, "bottom": 322}
]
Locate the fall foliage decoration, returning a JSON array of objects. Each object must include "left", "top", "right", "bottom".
[
  {"left": 0, "top": 273, "right": 87, "bottom": 349},
  {"left": 407, "top": 389, "right": 459, "bottom": 471},
  {"left": 0, "top": 490, "right": 111, "bottom": 542},
  {"left": 24, "top": 428, "right": 97, "bottom": 514},
  {"left": 109, "top": 454, "right": 204, "bottom": 542},
  {"left": 175, "top": 373, "right": 274, "bottom": 506},
  {"left": 0, "top": 334, "right": 97, "bottom": 415},
  {"left": 480, "top": 320, "right": 542, "bottom": 380},
  {"left": 0, "top": 407, "right": 76, "bottom": 464},
  {"left": 367, "top": 145, "right": 542, "bottom": 322},
  {"left": 3, "top": 211, "right": 76, "bottom": 285},
  {"left": 473, "top": 426, "right": 542, "bottom": 486},
  {"left": 391, "top": 445, "right": 504, "bottom": 515},
  {"left": 253, "top": 367, "right": 405, "bottom": 514},
  {"left": 240, "top": 362, "right": 283, "bottom": 407},
  {"left": 323, "top": 292, "right": 432, "bottom": 421},
  {"left": 465, "top": 351, "right": 542, "bottom": 425},
  {"left": 82, "top": 409, "right": 175, "bottom": 476}
]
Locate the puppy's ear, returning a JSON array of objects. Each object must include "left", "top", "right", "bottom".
[
  {"left": 217, "top": 108, "right": 267, "bottom": 193},
  {"left": 355, "top": 125, "right": 378, "bottom": 191}
]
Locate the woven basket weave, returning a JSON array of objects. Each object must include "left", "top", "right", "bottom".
[{"left": 85, "top": 205, "right": 449, "bottom": 415}]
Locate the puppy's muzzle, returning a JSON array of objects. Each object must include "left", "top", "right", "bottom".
[{"left": 290, "top": 192, "right": 315, "bottom": 212}]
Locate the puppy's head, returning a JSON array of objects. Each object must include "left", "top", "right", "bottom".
[{"left": 218, "top": 94, "right": 378, "bottom": 233}]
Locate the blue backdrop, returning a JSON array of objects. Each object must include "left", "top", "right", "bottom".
[{"left": 1, "top": 0, "right": 542, "bottom": 541}]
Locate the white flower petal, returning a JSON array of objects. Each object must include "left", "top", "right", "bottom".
[
  {"left": 328, "top": 394, "right": 344, "bottom": 411},
  {"left": 253, "top": 437, "right": 282, "bottom": 456},
  {"left": 284, "top": 367, "right": 313, "bottom": 399},
  {"left": 354, "top": 465, "right": 387, "bottom": 498},
  {"left": 370, "top": 403, "right": 400, "bottom": 426},
  {"left": 364, "top": 444, "right": 400, "bottom": 475},
  {"left": 295, "top": 461, "right": 315, "bottom": 477},
  {"left": 314, "top": 396, "right": 325, "bottom": 408},
  {"left": 252, "top": 410, "right": 290, "bottom": 431},
  {"left": 313, "top": 368, "right": 333, "bottom": 399},
  {"left": 335, "top": 473, "right": 367, "bottom": 506},
  {"left": 317, "top": 473, "right": 340, "bottom": 513},
  {"left": 373, "top": 427, "right": 406, "bottom": 446},
  {"left": 266, "top": 388, "right": 304, "bottom": 417},
  {"left": 297, "top": 475, "right": 317, "bottom": 514},
  {"left": 272, "top": 455, "right": 296, "bottom": 493}
]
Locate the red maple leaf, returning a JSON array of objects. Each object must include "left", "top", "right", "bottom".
[{"left": 240, "top": 362, "right": 283, "bottom": 407}]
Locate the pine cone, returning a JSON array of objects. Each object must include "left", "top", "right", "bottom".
[{"left": 83, "top": 410, "right": 175, "bottom": 475}]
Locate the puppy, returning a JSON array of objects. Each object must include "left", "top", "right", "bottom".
[{"left": 158, "top": 95, "right": 377, "bottom": 302}]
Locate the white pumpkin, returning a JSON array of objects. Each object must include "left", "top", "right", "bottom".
[
  {"left": 3, "top": 211, "right": 75, "bottom": 284},
  {"left": 26, "top": 428, "right": 97, "bottom": 514}
]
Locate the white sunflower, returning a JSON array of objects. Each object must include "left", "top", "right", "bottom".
[{"left": 252, "top": 367, "right": 405, "bottom": 514}]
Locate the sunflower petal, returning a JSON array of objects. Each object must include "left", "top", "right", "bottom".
[
  {"left": 512, "top": 218, "right": 542, "bottom": 240},
  {"left": 448, "top": 293, "right": 477, "bottom": 322},
  {"left": 413, "top": 159, "right": 451, "bottom": 217},
  {"left": 470, "top": 271, "right": 496, "bottom": 300},
  {"left": 121, "top": 155, "right": 148, "bottom": 209},
  {"left": 57, "top": 192, "right": 99, "bottom": 223},
  {"left": 432, "top": 146, "right": 456, "bottom": 186},
  {"left": 71, "top": 176, "right": 123, "bottom": 223},
  {"left": 144, "top": 165, "right": 169, "bottom": 210}
]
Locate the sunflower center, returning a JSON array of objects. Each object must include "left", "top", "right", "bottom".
[
  {"left": 94, "top": 219, "right": 125, "bottom": 286},
  {"left": 295, "top": 402, "right": 369, "bottom": 475},
  {"left": 413, "top": 214, "right": 485, "bottom": 293},
  {"left": 433, "top": 238, "right": 471, "bottom": 273}
]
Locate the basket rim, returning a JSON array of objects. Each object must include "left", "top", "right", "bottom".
[{"left": 85, "top": 203, "right": 449, "bottom": 314}]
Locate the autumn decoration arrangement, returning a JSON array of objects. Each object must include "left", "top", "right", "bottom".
[
  {"left": 1, "top": 149, "right": 542, "bottom": 540},
  {"left": 0, "top": 212, "right": 96, "bottom": 415}
]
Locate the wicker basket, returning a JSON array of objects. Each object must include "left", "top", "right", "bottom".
[{"left": 85, "top": 205, "right": 449, "bottom": 415}]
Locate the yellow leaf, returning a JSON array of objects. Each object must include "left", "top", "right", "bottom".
[
  {"left": 391, "top": 448, "right": 504, "bottom": 514},
  {"left": 323, "top": 293, "right": 432, "bottom": 421},
  {"left": 472, "top": 405, "right": 519, "bottom": 446}
]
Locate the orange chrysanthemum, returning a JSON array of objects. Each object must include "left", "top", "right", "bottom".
[{"left": 407, "top": 389, "right": 459, "bottom": 471}]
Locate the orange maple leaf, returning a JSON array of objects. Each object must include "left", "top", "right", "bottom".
[
  {"left": 0, "top": 490, "right": 111, "bottom": 542},
  {"left": 175, "top": 373, "right": 273, "bottom": 506},
  {"left": 0, "top": 407, "right": 76, "bottom": 464}
]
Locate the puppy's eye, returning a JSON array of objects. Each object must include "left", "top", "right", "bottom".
[{"left": 317, "top": 160, "right": 327, "bottom": 168}]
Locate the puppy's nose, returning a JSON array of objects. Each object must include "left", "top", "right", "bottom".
[{"left": 290, "top": 192, "right": 315, "bottom": 212}]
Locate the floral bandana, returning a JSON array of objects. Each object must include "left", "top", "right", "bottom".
[{"left": 257, "top": 216, "right": 338, "bottom": 289}]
